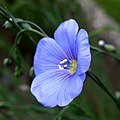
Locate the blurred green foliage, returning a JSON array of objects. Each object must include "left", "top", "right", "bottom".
[
  {"left": 96, "top": 0, "right": 120, "bottom": 23},
  {"left": 0, "top": 0, "right": 120, "bottom": 120}
]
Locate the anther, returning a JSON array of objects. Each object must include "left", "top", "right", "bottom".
[
  {"left": 58, "top": 64, "right": 64, "bottom": 70},
  {"left": 60, "top": 59, "right": 68, "bottom": 64}
]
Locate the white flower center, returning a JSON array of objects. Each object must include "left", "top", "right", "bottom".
[{"left": 58, "top": 59, "right": 77, "bottom": 74}]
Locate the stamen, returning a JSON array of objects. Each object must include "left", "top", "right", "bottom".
[
  {"left": 58, "top": 59, "right": 68, "bottom": 70},
  {"left": 64, "top": 64, "right": 67, "bottom": 67},
  {"left": 60, "top": 59, "right": 68, "bottom": 64},
  {"left": 58, "top": 59, "right": 77, "bottom": 74},
  {"left": 58, "top": 64, "right": 64, "bottom": 70}
]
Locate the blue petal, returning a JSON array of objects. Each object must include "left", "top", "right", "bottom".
[
  {"left": 30, "top": 70, "right": 84, "bottom": 108},
  {"left": 76, "top": 29, "right": 91, "bottom": 74},
  {"left": 57, "top": 73, "right": 85, "bottom": 106},
  {"left": 54, "top": 19, "right": 78, "bottom": 60},
  {"left": 34, "top": 37, "right": 67, "bottom": 76}
]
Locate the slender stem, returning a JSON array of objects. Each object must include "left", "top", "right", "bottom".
[
  {"left": 90, "top": 46, "right": 103, "bottom": 52},
  {"left": 90, "top": 45, "right": 120, "bottom": 62},
  {"left": 16, "top": 29, "right": 45, "bottom": 38},
  {"left": 26, "top": 32, "right": 37, "bottom": 45},
  {"left": 15, "top": 29, "right": 46, "bottom": 46},
  {"left": 5, "top": 8, "right": 22, "bottom": 30},
  {"left": 53, "top": 106, "right": 69, "bottom": 120},
  {"left": 0, "top": 7, "right": 39, "bottom": 45},
  {"left": 8, "top": 29, "right": 39, "bottom": 57},
  {"left": 87, "top": 71, "right": 120, "bottom": 110},
  {"left": 17, "top": 20, "right": 48, "bottom": 37}
]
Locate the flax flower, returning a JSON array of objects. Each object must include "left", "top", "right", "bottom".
[{"left": 31, "top": 19, "right": 91, "bottom": 108}]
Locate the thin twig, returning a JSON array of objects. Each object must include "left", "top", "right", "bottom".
[
  {"left": 53, "top": 106, "right": 69, "bottom": 120},
  {"left": 87, "top": 71, "right": 120, "bottom": 110}
]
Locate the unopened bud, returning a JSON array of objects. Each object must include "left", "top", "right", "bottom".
[
  {"left": 3, "top": 18, "right": 13, "bottom": 28},
  {"left": 29, "top": 66, "right": 34, "bottom": 77},
  {"left": 21, "top": 23, "right": 32, "bottom": 30},
  {"left": 98, "top": 40, "right": 116, "bottom": 52},
  {"left": 14, "top": 18, "right": 32, "bottom": 30},
  {"left": 104, "top": 44, "right": 116, "bottom": 52},
  {"left": 116, "top": 92, "right": 120, "bottom": 99},
  {"left": 98, "top": 40, "right": 105, "bottom": 47},
  {"left": 3, "top": 18, "right": 32, "bottom": 30},
  {"left": 3, "top": 58, "right": 12, "bottom": 66},
  {"left": 18, "top": 84, "right": 29, "bottom": 92}
]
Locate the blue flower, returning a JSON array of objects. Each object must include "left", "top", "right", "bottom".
[{"left": 30, "top": 19, "right": 91, "bottom": 108}]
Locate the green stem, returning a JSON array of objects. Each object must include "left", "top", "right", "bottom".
[
  {"left": 87, "top": 71, "right": 120, "bottom": 110},
  {"left": 17, "top": 29, "right": 45, "bottom": 38},
  {"left": 17, "top": 20, "right": 48, "bottom": 37},
  {"left": 0, "top": 7, "right": 39, "bottom": 45},
  {"left": 53, "top": 106, "right": 69, "bottom": 120},
  {"left": 15, "top": 28, "right": 46, "bottom": 46},
  {"left": 5, "top": 8, "right": 22, "bottom": 30},
  {"left": 90, "top": 45, "right": 120, "bottom": 62}
]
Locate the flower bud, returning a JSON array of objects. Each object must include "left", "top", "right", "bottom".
[
  {"left": 98, "top": 40, "right": 116, "bottom": 52},
  {"left": 3, "top": 58, "right": 12, "bottom": 66},
  {"left": 14, "top": 18, "right": 32, "bottom": 30},
  {"left": 21, "top": 23, "right": 32, "bottom": 30},
  {"left": 29, "top": 66, "right": 34, "bottom": 77},
  {"left": 18, "top": 84, "right": 29, "bottom": 92},
  {"left": 98, "top": 40, "right": 105, "bottom": 47},
  {"left": 104, "top": 44, "right": 116, "bottom": 52},
  {"left": 3, "top": 18, "right": 32, "bottom": 30},
  {"left": 116, "top": 91, "right": 120, "bottom": 99},
  {"left": 3, "top": 18, "right": 13, "bottom": 28}
]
